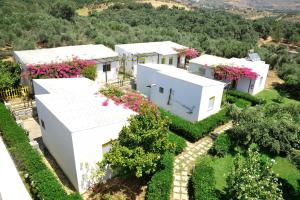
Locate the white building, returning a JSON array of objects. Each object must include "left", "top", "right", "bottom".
[
  {"left": 33, "top": 78, "right": 135, "bottom": 193},
  {"left": 136, "top": 64, "right": 225, "bottom": 122},
  {"left": 188, "top": 54, "right": 270, "bottom": 95},
  {"left": 115, "top": 41, "right": 187, "bottom": 76},
  {"left": 14, "top": 44, "right": 119, "bottom": 85}
]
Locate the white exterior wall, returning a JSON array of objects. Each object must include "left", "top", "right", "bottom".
[
  {"left": 251, "top": 64, "right": 269, "bottom": 95},
  {"left": 188, "top": 63, "right": 214, "bottom": 79},
  {"left": 136, "top": 64, "right": 159, "bottom": 97},
  {"left": 35, "top": 98, "right": 78, "bottom": 188},
  {"left": 150, "top": 73, "right": 203, "bottom": 122},
  {"left": 95, "top": 60, "right": 118, "bottom": 84},
  {"left": 72, "top": 121, "right": 127, "bottom": 193},
  {"left": 115, "top": 46, "right": 182, "bottom": 76},
  {"left": 198, "top": 85, "right": 224, "bottom": 120}
]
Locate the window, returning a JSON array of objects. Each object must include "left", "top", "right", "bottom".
[
  {"left": 41, "top": 119, "right": 45, "bottom": 130},
  {"left": 198, "top": 67, "right": 206, "bottom": 75},
  {"left": 138, "top": 57, "right": 146, "bottom": 64},
  {"left": 259, "top": 77, "right": 263, "bottom": 86},
  {"left": 161, "top": 57, "right": 166, "bottom": 64},
  {"left": 169, "top": 57, "right": 173, "bottom": 65},
  {"left": 208, "top": 96, "right": 215, "bottom": 111},
  {"left": 159, "top": 87, "right": 164, "bottom": 94},
  {"left": 103, "top": 63, "right": 111, "bottom": 72}
]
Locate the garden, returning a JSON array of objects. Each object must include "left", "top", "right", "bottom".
[{"left": 189, "top": 102, "right": 300, "bottom": 200}]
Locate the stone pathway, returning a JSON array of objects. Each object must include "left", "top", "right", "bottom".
[{"left": 172, "top": 122, "right": 233, "bottom": 200}]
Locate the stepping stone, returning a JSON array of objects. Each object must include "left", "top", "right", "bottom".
[
  {"left": 173, "top": 193, "right": 181, "bottom": 200},
  {"left": 174, "top": 180, "right": 181, "bottom": 187},
  {"left": 173, "top": 186, "right": 181, "bottom": 193}
]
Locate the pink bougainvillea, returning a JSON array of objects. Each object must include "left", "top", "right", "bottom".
[
  {"left": 25, "top": 58, "right": 97, "bottom": 79},
  {"left": 102, "top": 99, "right": 109, "bottom": 106},
  {"left": 174, "top": 47, "right": 199, "bottom": 59},
  {"left": 185, "top": 48, "right": 199, "bottom": 59},
  {"left": 214, "top": 65, "right": 257, "bottom": 81},
  {"left": 100, "top": 86, "right": 157, "bottom": 114}
]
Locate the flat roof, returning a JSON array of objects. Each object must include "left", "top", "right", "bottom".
[
  {"left": 14, "top": 44, "right": 118, "bottom": 65},
  {"left": 33, "top": 78, "right": 101, "bottom": 95},
  {"left": 115, "top": 41, "right": 187, "bottom": 55},
  {"left": 34, "top": 78, "right": 135, "bottom": 133},
  {"left": 36, "top": 94, "right": 135, "bottom": 133},
  {"left": 189, "top": 54, "right": 269, "bottom": 75},
  {"left": 139, "top": 64, "right": 225, "bottom": 87}
]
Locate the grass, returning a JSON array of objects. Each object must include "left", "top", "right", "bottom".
[
  {"left": 256, "top": 88, "right": 299, "bottom": 105},
  {"left": 211, "top": 155, "right": 300, "bottom": 195}
]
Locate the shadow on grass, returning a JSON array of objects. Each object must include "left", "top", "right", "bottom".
[
  {"left": 278, "top": 178, "right": 300, "bottom": 200},
  {"left": 273, "top": 83, "right": 300, "bottom": 101}
]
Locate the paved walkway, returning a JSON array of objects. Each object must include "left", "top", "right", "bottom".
[
  {"left": 0, "top": 137, "right": 32, "bottom": 200},
  {"left": 172, "top": 122, "right": 233, "bottom": 200}
]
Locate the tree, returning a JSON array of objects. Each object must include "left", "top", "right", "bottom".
[
  {"left": 0, "top": 61, "right": 21, "bottom": 89},
  {"left": 226, "top": 146, "right": 284, "bottom": 200},
  {"left": 49, "top": 0, "right": 75, "bottom": 21},
  {"left": 98, "top": 107, "right": 174, "bottom": 178},
  {"left": 227, "top": 104, "right": 300, "bottom": 155}
]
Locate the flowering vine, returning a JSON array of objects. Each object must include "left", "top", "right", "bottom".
[
  {"left": 174, "top": 47, "right": 199, "bottom": 59},
  {"left": 25, "top": 58, "right": 97, "bottom": 79},
  {"left": 100, "top": 85, "right": 157, "bottom": 114},
  {"left": 214, "top": 65, "right": 258, "bottom": 81}
]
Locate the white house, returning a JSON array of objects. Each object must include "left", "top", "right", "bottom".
[
  {"left": 33, "top": 78, "right": 135, "bottom": 193},
  {"left": 14, "top": 44, "right": 119, "bottom": 85},
  {"left": 136, "top": 64, "right": 225, "bottom": 122},
  {"left": 115, "top": 41, "right": 187, "bottom": 76},
  {"left": 188, "top": 54, "right": 270, "bottom": 95}
]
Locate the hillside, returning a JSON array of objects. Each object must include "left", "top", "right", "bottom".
[{"left": 184, "top": 0, "right": 300, "bottom": 11}]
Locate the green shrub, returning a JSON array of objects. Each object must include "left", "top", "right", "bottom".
[
  {"left": 210, "top": 133, "right": 232, "bottom": 156},
  {"left": 168, "top": 132, "right": 187, "bottom": 155},
  {"left": 226, "top": 95, "right": 251, "bottom": 108},
  {"left": 234, "top": 98, "right": 252, "bottom": 108},
  {"left": 81, "top": 65, "right": 97, "bottom": 80},
  {"left": 160, "top": 109, "right": 230, "bottom": 142},
  {"left": 100, "top": 85, "right": 124, "bottom": 98},
  {"left": 10, "top": 143, "right": 47, "bottom": 175},
  {"left": 146, "top": 152, "right": 174, "bottom": 200},
  {"left": 30, "top": 170, "right": 68, "bottom": 200},
  {"left": 0, "top": 105, "right": 29, "bottom": 147},
  {"left": 0, "top": 103, "right": 82, "bottom": 199},
  {"left": 190, "top": 156, "right": 217, "bottom": 200},
  {"left": 290, "top": 150, "right": 300, "bottom": 170},
  {"left": 226, "top": 90, "right": 266, "bottom": 105}
]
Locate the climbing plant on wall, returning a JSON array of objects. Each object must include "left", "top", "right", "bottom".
[{"left": 213, "top": 65, "right": 257, "bottom": 81}]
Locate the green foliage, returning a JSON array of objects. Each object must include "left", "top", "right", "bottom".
[
  {"left": 228, "top": 103, "right": 300, "bottom": 155},
  {"left": 146, "top": 152, "right": 174, "bottom": 200},
  {"left": 190, "top": 156, "right": 218, "bottom": 200},
  {"left": 100, "top": 108, "right": 173, "bottom": 178},
  {"left": 0, "top": 61, "right": 21, "bottom": 89},
  {"left": 0, "top": 103, "right": 81, "bottom": 199},
  {"left": 226, "top": 90, "right": 266, "bottom": 105},
  {"left": 167, "top": 132, "right": 187, "bottom": 155},
  {"left": 226, "top": 147, "right": 284, "bottom": 199},
  {"left": 49, "top": 0, "right": 76, "bottom": 21},
  {"left": 160, "top": 108, "right": 230, "bottom": 142},
  {"left": 81, "top": 65, "right": 97, "bottom": 80},
  {"left": 100, "top": 85, "right": 124, "bottom": 97},
  {"left": 225, "top": 95, "right": 252, "bottom": 108},
  {"left": 290, "top": 150, "right": 300, "bottom": 170},
  {"left": 210, "top": 133, "right": 232, "bottom": 156}
]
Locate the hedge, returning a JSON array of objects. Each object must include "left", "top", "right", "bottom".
[
  {"left": 190, "top": 156, "right": 217, "bottom": 200},
  {"left": 146, "top": 152, "right": 174, "bottom": 200},
  {"left": 168, "top": 131, "right": 187, "bottom": 155},
  {"left": 0, "top": 103, "right": 82, "bottom": 200},
  {"left": 210, "top": 133, "right": 232, "bottom": 156},
  {"left": 160, "top": 109, "right": 230, "bottom": 142},
  {"left": 226, "top": 95, "right": 251, "bottom": 108},
  {"left": 226, "top": 90, "right": 266, "bottom": 105}
]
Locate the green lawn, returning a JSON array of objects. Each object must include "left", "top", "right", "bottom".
[
  {"left": 211, "top": 155, "right": 300, "bottom": 196},
  {"left": 256, "top": 88, "right": 299, "bottom": 105}
]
